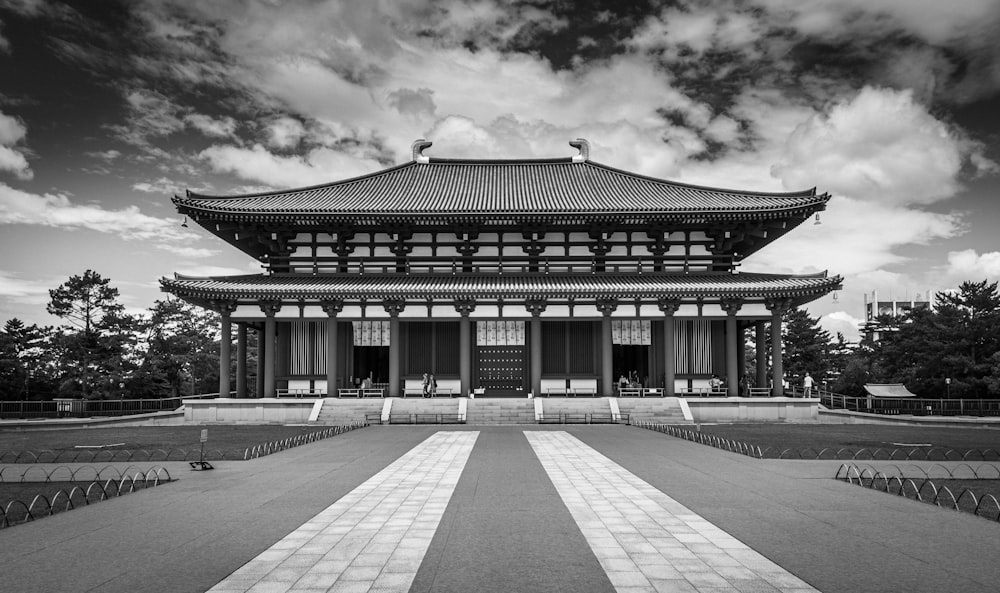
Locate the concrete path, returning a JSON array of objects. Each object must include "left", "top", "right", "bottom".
[{"left": 0, "top": 425, "right": 997, "bottom": 593}]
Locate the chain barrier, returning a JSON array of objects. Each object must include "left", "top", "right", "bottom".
[
  {"left": 0, "top": 466, "right": 172, "bottom": 529},
  {"left": 836, "top": 463, "right": 1000, "bottom": 522}
]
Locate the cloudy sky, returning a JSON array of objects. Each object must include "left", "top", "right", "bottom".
[{"left": 1, "top": 0, "right": 999, "bottom": 340}]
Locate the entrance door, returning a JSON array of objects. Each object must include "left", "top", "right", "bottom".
[
  {"left": 613, "top": 344, "right": 650, "bottom": 388},
  {"left": 476, "top": 346, "right": 527, "bottom": 397},
  {"left": 353, "top": 346, "right": 388, "bottom": 387}
]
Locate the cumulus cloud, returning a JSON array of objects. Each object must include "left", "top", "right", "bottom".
[
  {"left": 941, "top": 249, "right": 1000, "bottom": 281},
  {"left": 772, "top": 87, "right": 976, "bottom": 205},
  {"left": 0, "top": 110, "right": 32, "bottom": 180}
]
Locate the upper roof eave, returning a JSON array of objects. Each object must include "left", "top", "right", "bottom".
[{"left": 172, "top": 156, "right": 829, "bottom": 220}]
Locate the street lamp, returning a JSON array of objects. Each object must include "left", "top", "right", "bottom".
[{"left": 945, "top": 377, "right": 951, "bottom": 398}]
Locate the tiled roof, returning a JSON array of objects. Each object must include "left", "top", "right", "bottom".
[
  {"left": 161, "top": 272, "right": 841, "bottom": 301},
  {"left": 174, "top": 159, "right": 827, "bottom": 220}
]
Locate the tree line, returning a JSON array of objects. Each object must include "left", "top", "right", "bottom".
[
  {"left": 775, "top": 280, "right": 1000, "bottom": 399},
  {"left": 3, "top": 271, "right": 998, "bottom": 400},
  {"left": 0, "top": 270, "right": 253, "bottom": 401}
]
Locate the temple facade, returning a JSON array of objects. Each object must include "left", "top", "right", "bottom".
[{"left": 162, "top": 139, "right": 841, "bottom": 399}]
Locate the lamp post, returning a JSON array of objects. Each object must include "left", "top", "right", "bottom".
[{"left": 945, "top": 377, "right": 951, "bottom": 398}]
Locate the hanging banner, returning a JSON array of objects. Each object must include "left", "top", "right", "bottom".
[
  {"left": 352, "top": 320, "right": 392, "bottom": 346},
  {"left": 476, "top": 320, "right": 526, "bottom": 345},
  {"left": 612, "top": 319, "right": 651, "bottom": 345}
]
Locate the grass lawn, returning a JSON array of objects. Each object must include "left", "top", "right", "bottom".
[
  {"left": 0, "top": 425, "right": 336, "bottom": 460},
  {"left": 698, "top": 424, "right": 1000, "bottom": 458}
]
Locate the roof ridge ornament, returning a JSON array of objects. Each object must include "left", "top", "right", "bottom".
[
  {"left": 569, "top": 138, "right": 590, "bottom": 163},
  {"left": 412, "top": 139, "right": 432, "bottom": 164}
]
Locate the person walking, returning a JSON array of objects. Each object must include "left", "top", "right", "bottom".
[
  {"left": 803, "top": 372, "right": 814, "bottom": 397},
  {"left": 429, "top": 374, "right": 437, "bottom": 398},
  {"left": 421, "top": 373, "right": 429, "bottom": 398}
]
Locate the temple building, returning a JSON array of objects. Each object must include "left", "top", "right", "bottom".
[{"left": 162, "top": 139, "right": 841, "bottom": 400}]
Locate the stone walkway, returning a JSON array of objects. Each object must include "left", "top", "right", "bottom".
[{"left": 0, "top": 426, "right": 997, "bottom": 593}]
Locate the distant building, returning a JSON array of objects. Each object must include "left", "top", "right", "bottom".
[{"left": 862, "top": 290, "right": 932, "bottom": 341}]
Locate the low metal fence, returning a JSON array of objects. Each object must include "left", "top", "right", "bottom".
[
  {"left": 820, "top": 392, "right": 1000, "bottom": 416},
  {"left": 0, "top": 393, "right": 223, "bottom": 420},
  {"left": 0, "top": 466, "right": 173, "bottom": 529},
  {"left": 836, "top": 462, "right": 1000, "bottom": 521}
]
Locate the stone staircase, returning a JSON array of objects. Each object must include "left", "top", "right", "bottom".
[
  {"left": 389, "top": 398, "right": 463, "bottom": 423},
  {"left": 539, "top": 398, "right": 615, "bottom": 423},
  {"left": 616, "top": 397, "right": 692, "bottom": 424},
  {"left": 312, "top": 399, "right": 385, "bottom": 425},
  {"left": 465, "top": 398, "right": 536, "bottom": 425}
]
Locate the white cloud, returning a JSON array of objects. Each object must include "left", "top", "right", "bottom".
[
  {"left": 184, "top": 113, "right": 238, "bottom": 138},
  {"left": 175, "top": 265, "right": 252, "bottom": 278},
  {"left": 199, "top": 143, "right": 385, "bottom": 188},
  {"left": 0, "top": 110, "right": 32, "bottom": 180},
  {"left": 132, "top": 177, "right": 185, "bottom": 195},
  {"left": 0, "top": 181, "right": 191, "bottom": 244},
  {"left": 772, "top": 87, "right": 973, "bottom": 205},
  {"left": 0, "top": 269, "right": 50, "bottom": 300},
  {"left": 264, "top": 116, "right": 306, "bottom": 149},
  {"left": 942, "top": 249, "right": 1000, "bottom": 281},
  {"left": 156, "top": 244, "right": 218, "bottom": 259}
]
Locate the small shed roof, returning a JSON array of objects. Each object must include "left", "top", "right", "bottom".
[{"left": 863, "top": 384, "right": 917, "bottom": 398}]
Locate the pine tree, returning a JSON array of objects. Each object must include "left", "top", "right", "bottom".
[{"left": 47, "top": 270, "right": 135, "bottom": 398}]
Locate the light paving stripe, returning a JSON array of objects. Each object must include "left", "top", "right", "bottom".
[
  {"left": 526, "top": 431, "right": 820, "bottom": 593},
  {"left": 209, "top": 431, "right": 479, "bottom": 593}
]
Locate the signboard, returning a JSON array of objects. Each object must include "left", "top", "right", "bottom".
[{"left": 200, "top": 429, "right": 208, "bottom": 443}]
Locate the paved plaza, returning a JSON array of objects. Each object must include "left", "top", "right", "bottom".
[{"left": 1, "top": 425, "right": 998, "bottom": 593}]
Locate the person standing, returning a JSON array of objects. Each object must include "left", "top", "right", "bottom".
[
  {"left": 429, "top": 374, "right": 437, "bottom": 397},
  {"left": 803, "top": 372, "right": 814, "bottom": 397},
  {"left": 421, "top": 373, "right": 429, "bottom": 398}
]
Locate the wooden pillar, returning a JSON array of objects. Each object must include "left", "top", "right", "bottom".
[
  {"left": 755, "top": 321, "right": 767, "bottom": 391},
  {"left": 322, "top": 300, "right": 343, "bottom": 397},
  {"left": 767, "top": 300, "right": 790, "bottom": 397},
  {"left": 219, "top": 311, "right": 231, "bottom": 397},
  {"left": 385, "top": 301, "right": 405, "bottom": 398},
  {"left": 526, "top": 300, "right": 546, "bottom": 399},
  {"left": 720, "top": 300, "right": 740, "bottom": 397},
  {"left": 597, "top": 298, "right": 617, "bottom": 397},
  {"left": 255, "top": 328, "right": 265, "bottom": 398},
  {"left": 460, "top": 316, "right": 471, "bottom": 397},
  {"left": 236, "top": 323, "right": 247, "bottom": 398},
  {"left": 726, "top": 315, "right": 738, "bottom": 397},
  {"left": 260, "top": 302, "right": 280, "bottom": 398},
  {"left": 658, "top": 299, "right": 680, "bottom": 397},
  {"left": 455, "top": 300, "right": 476, "bottom": 398}
]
